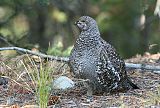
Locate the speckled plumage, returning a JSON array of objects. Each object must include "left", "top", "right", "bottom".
[{"left": 69, "top": 16, "right": 138, "bottom": 94}]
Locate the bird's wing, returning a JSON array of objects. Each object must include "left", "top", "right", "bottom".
[{"left": 96, "top": 40, "right": 126, "bottom": 89}]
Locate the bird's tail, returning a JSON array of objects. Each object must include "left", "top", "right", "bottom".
[{"left": 127, "top": 78, "right": 139, "bottom": 89}]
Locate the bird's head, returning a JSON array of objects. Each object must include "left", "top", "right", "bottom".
[{"left": 75, "top": 16, "right": 98, "bottom": 31}]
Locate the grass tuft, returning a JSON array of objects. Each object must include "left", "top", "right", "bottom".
[{"left": 1, "top": 55, "right": 54, "bottom": 108}]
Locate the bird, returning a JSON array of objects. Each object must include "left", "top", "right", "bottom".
[{"left": 69, "top": 16, "right": 138, "bottom": 98}]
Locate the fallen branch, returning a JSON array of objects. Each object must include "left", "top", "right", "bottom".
[
  {"left": 0, "top": 47, "right": 160, "bottom": 73},
  {"left": 125, "top": 63, "right": 160, "bottom": 74},
  {"left": 0, "top": 47, "right": 69, "bottom": 62}
]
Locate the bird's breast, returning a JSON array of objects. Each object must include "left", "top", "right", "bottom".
[{"left": 69, "top": 49, "right": 99, "bottom": 79}]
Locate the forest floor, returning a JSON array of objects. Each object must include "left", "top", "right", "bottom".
[{"left": 0, "top": 52, "right": 160, "bottom": 108}]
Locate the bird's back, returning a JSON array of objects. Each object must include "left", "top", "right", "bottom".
[{"left": 96, "top": 38, "right": 129, "bottom": 91}]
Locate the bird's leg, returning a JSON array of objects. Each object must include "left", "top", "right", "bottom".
[
  {"left": 83, "top": 79, "right": 94, "bottom": 102},
  {"left": 86, "top": 85, "right": 93, "bottom": 102}
]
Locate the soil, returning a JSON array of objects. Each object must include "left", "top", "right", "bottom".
[{"left": 0, "top": 53, "right": 160, "bottom": 108}]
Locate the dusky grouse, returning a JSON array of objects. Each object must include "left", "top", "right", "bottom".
[{"left": 69, "top": 16, "right": 138, "bottom": 97}]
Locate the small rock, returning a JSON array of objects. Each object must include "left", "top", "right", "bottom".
[{"left": 52, "top": 76, "right": 75, "bottom": 90}]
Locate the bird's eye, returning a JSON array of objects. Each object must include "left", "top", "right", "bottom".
[{"left": 81, "top": 20, "right": 85, "bottom": 22}]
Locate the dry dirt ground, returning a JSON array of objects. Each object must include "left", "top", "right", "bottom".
[{"left": 0, "top": 53, "right": 160, "bottom": 108}]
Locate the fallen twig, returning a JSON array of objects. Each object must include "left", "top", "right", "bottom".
[
  {"left": 0, "top": 47, "right": 160, "bottom": 73},
  {"left": 0, "top": 47, "right": 69, "bottom": 62},
  {"left": 125, "top": 63, "right": 160, "bottom": 74}
]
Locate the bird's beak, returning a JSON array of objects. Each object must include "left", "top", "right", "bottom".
[{"left": 74, "top": 21, "right": 78, "bottom": 25}]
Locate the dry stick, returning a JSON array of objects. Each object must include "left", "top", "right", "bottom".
[
  {"left": 0, "top": 47, "right": 160, "bottom": 73},
  {"left": 0, "top": 47, "right": 69, "bottom": 62},
  {"left": 125, "top": 63, "right": 160, "bottom": 74}
]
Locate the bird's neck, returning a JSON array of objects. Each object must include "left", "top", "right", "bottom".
[
  {"left": 80, "top": 27, "right": 100, "bottom": 41},
  {"left": 75, "top": 27, "right": 101, "bottom": 50}
]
